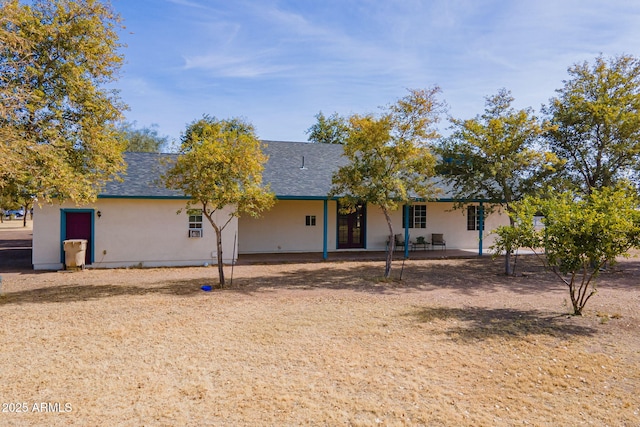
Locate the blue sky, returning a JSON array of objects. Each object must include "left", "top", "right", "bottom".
[{"left": 113, "top": 0, "right": 640, "bottom": 145}]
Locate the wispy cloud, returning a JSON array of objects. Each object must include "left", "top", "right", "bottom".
[
  {"left": 116, "top": 0, "right": 640, "bottom": 141},
  {"left": 177, "top": 1, "right": 416, "bottom": 83},
  {"left": 165, "top": 0, "right": 210, "bottom": 11},
  {"left": 183, "top": 51, "right": 293, "bottom": 78}
]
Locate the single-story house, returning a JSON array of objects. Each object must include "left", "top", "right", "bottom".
[{"left": 32, "top": 141, "right": 509, "bottom": 270}]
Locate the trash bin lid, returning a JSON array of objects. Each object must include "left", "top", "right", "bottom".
[{"left": 63, "top": 239, "right": 88, "bottom": 248}]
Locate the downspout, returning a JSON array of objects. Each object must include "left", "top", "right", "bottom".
[
  {"left": 478, "top": 202, "right": 484, "bottom": 256},
  {"left": 404, "top": 203, "right": 410, "bottom": 258},
  {"left": 323, "top": 199, "right": 328, "bottom": 260}
]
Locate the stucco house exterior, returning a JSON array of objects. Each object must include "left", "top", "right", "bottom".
[{"left": 32, "top": 141, "right": 508, "bottom": 270}]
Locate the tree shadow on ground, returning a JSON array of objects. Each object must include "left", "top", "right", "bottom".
[
  {"left": 398, "top": 256, "right": 563, "bottom": 296},
  {"left": 596, "top": 257, "right": 640, "bottom": 290},
  {"left": 407, "top": 306, "right": 597, "bottom": 342},
  {"left": 401, "top": 255, "right": 640, "bottom": 295},
  {"left": 229, "top": 264, "right": 398, "bottom": 294},
  {"left": 2, "top": 255, "right": 638, "bottom": 305},
  {"left": 230, "top": 256, "right": 570, "bottom": 296},
  {"left": 0, "top": 261, "right": 473, "bottom": 304},
  {"left": 0, "top": 278, "right": 207, "bottom": 305}
]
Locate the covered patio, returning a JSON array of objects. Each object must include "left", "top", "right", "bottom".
[{"left": 236, "top": 248, "right": 481, "bottom": 265}]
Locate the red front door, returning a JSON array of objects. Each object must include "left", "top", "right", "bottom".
[{"left": 65, "top": 211, "right": 92, "bottom": 264}]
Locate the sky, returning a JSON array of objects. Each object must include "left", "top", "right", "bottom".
[{"left": 112, "top": 0, "right": 640, "bottom": 146}]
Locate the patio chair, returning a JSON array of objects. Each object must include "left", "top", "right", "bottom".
[
  {"left": 394, "top": 234, "right": 407, "bottom": 251},
  {"left": 431, "top": 233, "right": 446, "bottom": 250},
  {"left": 413, "top": 236, "right": 429, "bottom": 251}
]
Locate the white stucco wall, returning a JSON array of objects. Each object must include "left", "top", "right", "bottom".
[
  {"left": 404, "top": 202, "right": 507, "bottom": 250},
  {"left": 364, "top": 204, "right": 394, "bottom": 250},
  {"left": 238, "top": 199, "right": 337, "bottom": 253},
  {"left": 365, "top": 202, "right": 506, "bottom": 251},
  {"left": 33, "top": 198, "right": 510, "bottom": 269},
  {"left": 33, "top": 198, "right": 238, "bottom": 270},
  {"left": 238, "top": 200, "right": 508, "bottom": 254}
]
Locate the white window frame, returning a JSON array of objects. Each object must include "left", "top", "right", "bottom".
[
  {"left": 188, "top": 209, "right": 203, "bottom": 238},
  {"left": 467, "top": 206, "right": 485, "bottom": 231},
  {"left": 403, "top": 205, "right": 427, "bottom": 229},
  {"left": 305, "top": 215, "right": 316, "bottom": 226}
]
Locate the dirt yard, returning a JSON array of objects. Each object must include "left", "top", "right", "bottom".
[{"left": 0, "top": 234, "right": 639, "bottom": 425}]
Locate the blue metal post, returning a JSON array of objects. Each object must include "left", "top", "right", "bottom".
[
  {"left": 404, "top": 204, "right": 410, "bottom": 258},
  {"left": 478, "top": 202, "right": 484, "bottom": 256},
  {"left": 323, "top": 199, "right": 328, "bottom": 260}
]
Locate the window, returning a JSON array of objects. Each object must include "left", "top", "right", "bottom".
[
  {"left": 533, "top": 215, "right": 545, "bottom": 230},
  {"left": 188, "top": 209, "right": 203, "bottom": 237},
  {"left": 402, "top": 205, "right": 427, "bottom": 229},
  {"left": 467, "top": 206, "right": 485, "bottom": 231},
  {"left": 305, "top": 215, "right": 316, "bottom": 226}
]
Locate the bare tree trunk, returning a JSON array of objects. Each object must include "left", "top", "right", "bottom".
[
  {"left": 504, "top": 251, "right": 513, "bottom": 276},
  {"left": 504, "top": 214, "right": 515, "bottom": 276},
  {"left": 382, "top": 208, "right": 394, "bottom": 278},
  {"left": 22, "top": 201, "right": 30, "bottom": 228},
  {"left": 215, "top": 227, "right": 225, "bottom": 287},
  {"left": 203, "top": 206, "right": 225, "bottom": 287}
]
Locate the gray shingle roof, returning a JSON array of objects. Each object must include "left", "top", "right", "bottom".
[
  {"left": 100, "top": 142, "right": 480, "bottom": 201},
  {"left": 100, "top": 152, "right": 185, "bottom": 198},
  {"left": 261, "top": 140, "right": 347, "bottom": 198},
  {"left": 100, "top": 141, "right": 347, "bottom": 199}
]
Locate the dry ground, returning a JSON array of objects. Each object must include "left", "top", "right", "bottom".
[{"left": 0, "top": 231, "right": 639, "bottom": 425}]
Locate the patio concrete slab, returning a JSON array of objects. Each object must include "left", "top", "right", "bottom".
[{"left": 236, "top": 248, "right": 483, "bottom": 265}]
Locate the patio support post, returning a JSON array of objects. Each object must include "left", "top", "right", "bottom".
[
  {"left": 404, "top": 203, "right": 410, "bottom": 258},
  {"left": 323, "top": 199, "right": 328, "bottom": 260},
  {"left": 478, "top": 201, "right": 484, "bottom": 256}
]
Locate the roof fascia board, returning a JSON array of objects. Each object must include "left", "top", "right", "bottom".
[
  {"left": 276, "top": 195, "right": 332, "bottom": 201},
  {"left": 97, "top": 194, "right": 498, "bottom": 203},
  {"left": 97, "top": 195, "right": 191, "bottom": 200}
]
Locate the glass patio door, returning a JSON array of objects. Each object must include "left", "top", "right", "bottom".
[{"left": 337, "top": 203, "right": 365, "bottom": 249}]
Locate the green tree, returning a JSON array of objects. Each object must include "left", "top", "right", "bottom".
[
  {"left": 164, "top": 116, "right": 275, "bottom": 287},
  {"left": 0, "top": 1, "right": 29, "bottom": 179},
  {"left": 437, "top": 89, "right": 560, "bottom": 275},
  {"left": 0, "top": 188, "right": 20, "bottom": 223},
  {"left": 0, "top": 172, "right": 35, "bottom": 226},
  {"left": 330, "top": 88, "right": 444, "bottom": 278},
  {"left": 0, "top": 0, "right": 127, "bottom": 204},
  {"left": 544, "top": 55, "right": 640, "bottom": 194},
  {"left": 116, "top": 121, "right": 171, "bottom": 152},
  {"left": 493, "top": 185, "right": 640, "bottom": 315},
  {"left": 306, "top": 111, "right": 349, "bottom": 144}
]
